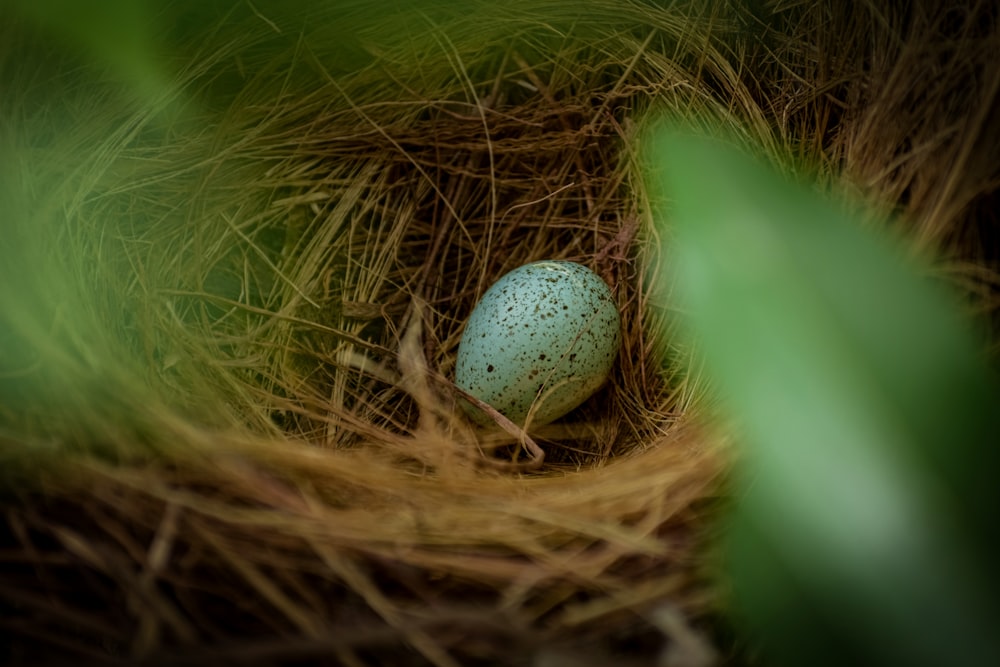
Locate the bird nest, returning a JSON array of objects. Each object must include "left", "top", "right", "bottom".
[{"left": 2, "top": 1, "right": 997, "bottom": 665}]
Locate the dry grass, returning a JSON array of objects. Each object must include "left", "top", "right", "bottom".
[
  {"left": 1, "top": 1, "right": 997, "bottom": 664},
  {"left": 752, "top": 0, "right": 1000, "bottom": 342}
]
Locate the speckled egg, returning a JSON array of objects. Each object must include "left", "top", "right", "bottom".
[{"left": 455, "top": 260, "right": 621, "bottom": 428}]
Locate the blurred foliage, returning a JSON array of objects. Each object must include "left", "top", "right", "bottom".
[
  {"left": 652, "top": 130, "right": 1000, "bottom": 666},
  {"left": 5, "top": 0, "right": 171, "bottom": 103}
]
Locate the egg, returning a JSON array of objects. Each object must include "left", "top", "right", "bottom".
[{"left": 455, "top": 260, "right": 621, "bottom": 428}]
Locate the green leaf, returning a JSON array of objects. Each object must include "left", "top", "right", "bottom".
[
  {"left": 7, "top": 0, "right": 170, "bottom": 103},
  {"left": 651, "top": 130, "right": 1000, "bottom": 666}
]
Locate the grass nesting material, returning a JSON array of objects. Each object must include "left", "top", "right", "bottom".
[{"left": 1, "top": 0, "right": 998, "bottom": 664}]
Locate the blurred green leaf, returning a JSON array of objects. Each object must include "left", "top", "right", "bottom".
[
  {"left": 6, "top": 0, "right": 170, "bottom": 102},
  {"left": 651, "top": 130, "right": 1000, "bottom": 666}
]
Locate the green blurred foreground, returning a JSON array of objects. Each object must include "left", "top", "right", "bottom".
[{"left": 652, "top": 131, "right": 1000, "bottom": 667}]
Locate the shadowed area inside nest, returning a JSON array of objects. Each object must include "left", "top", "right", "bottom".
[{"left": 229, "top": 85, "right": 663, "bottom": 465}]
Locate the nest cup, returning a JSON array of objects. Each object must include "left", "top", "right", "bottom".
[{"left": 2, "top": 1, "right": 998, "bottom": 664}]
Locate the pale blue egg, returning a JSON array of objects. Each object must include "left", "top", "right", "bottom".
[{"left": 455, "top": 260, "right": 621, "bottom": 428}]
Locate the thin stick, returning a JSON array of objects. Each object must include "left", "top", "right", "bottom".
[{"left": 426, "top": 371, "right": 546, "bottom": 472}]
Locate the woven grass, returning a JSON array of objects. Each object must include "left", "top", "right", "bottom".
[{"left": 2, "top": 1, "right": 997, "bottom": 665}]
